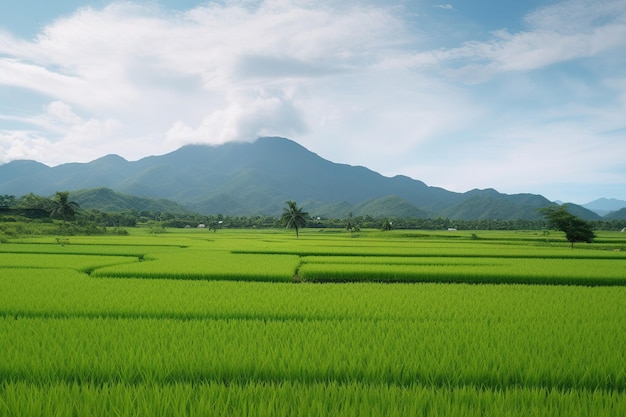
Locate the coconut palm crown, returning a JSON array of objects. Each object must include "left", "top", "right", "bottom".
[
  {"left": 50, "top": 191, "right": 80, "bottom": 226},
  {"left": 281, "top": 200, "right": 308, "bottom": 238}
]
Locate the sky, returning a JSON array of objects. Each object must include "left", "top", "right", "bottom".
[{"left": 1, "top": 0, "right": 625, "bottom": 204}]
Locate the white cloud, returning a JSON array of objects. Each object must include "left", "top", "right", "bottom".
[
  {"left": 0, "top": 59, "right": 88, "bottom": 101},
  {"left": 0, "top": 130, "right": 51, "bottom": 164},
  {"left": 166, "top": 90, "right": 307, "bottom": 147},
  {"left": 0, "top": 0, "right": 625, "bottom": 202},
  {"left": 406, "top": 0, "right": 626, "bottom": 82},
  {"left": 46, "top": 101, "right": 82, "bottom": 125},
  {"left": 0, "top": 116, "right": 124, "bottom": 166},
  {"left": 0, "top": 0, "right": 408, "bottom": 163},
  {"left": 524, "top": 0, "right": 626, "bottom": 33}
]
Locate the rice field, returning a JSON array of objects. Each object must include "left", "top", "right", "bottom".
[
  {"left": 298, "top": 255, "right": 626, "bottom": 284},
  {"left": 0, "top": 228, "right": 625, "bottom": 416}
]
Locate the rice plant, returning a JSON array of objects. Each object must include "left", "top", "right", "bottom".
[
  {"left": 1, "top": 228, "right": 625, "bottom": 416},
  {"left": 298, "top": 256, "right": 626, "bottom": 285}
]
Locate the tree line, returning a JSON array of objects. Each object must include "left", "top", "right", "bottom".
[{"left": 1, "top": 193, "right": 625, "bottom": 236}]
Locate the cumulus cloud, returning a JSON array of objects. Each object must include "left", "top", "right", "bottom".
[
  {"left": 0, "top": 0, "right": 409, "bottom": 163},
  {"left": 46, "top": 101, "right": 82, "bottom": 125},
  {"left": 0, "top": 130, "right": 51, "bottom": 164},
  {"left": 166, "top": 91, "right": 307, "bottom": 147}
]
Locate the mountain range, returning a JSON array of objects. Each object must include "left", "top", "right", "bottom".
[
  {"left": 0, "top": 136, "right": 621, "bottom": 220},
  {"left": 581, "top": 198, "right": 626, "bottom": 216}
]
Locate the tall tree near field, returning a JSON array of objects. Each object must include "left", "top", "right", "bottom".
[
  {"left": 539, "top": 205, "right": 595, "bottom": 248},
  {"left": 281, "top": 200, "right": 308, "bottom": 238},
  {"left": 346, "top": 212, "right": 359, "bottom": 237},
  {"left": 50, "top": 191, "right": 80, "bottom": 230}
]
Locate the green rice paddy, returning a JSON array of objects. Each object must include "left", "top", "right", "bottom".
[{"left": 1, "top": 228, "right": 625, "bottom": 416}]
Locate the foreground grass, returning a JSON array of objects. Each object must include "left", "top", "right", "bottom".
[{"left": 3, "top": 381, "right": 625, "bottom": 417}]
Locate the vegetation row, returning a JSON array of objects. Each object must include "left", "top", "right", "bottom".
[{"left": 2, "top": 193, "right": 625, "bottom": 241}]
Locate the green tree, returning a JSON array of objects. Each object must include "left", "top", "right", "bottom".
[
  {"left": 539, "top": 205, "right": 595, "bottom": 248},
  {"left": 381, "top": 220, "right": 393, "bottom": 231},
  {"left": 0, "top": 195, "right": 17, "bottom": 207},
  {"left": 17, "top": 192, "right": 53, "bottom": 210},
  {"left": 50, "top": 191, "right": 80, "bottom": 229},
  {"left": 346, "top": 212, "right": 360, "bottom": 237},
  {"left": 281, "top": 200, "right": 308, "bottom": 238}
]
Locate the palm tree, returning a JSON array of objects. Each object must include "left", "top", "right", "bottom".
[
  {"left": 50, "top": 191, "right": 80, "bottom": 231},
  {"left": 281, "top": 200, "right": 308, "bottom": 238}
]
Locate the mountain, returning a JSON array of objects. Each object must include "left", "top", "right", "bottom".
[
  {"left": 70, "top": 188, "right": 189, "bottom": 214},
  {"left": 441, "top": 191, "right": 557, "bottom": 220},
  {"left": 604, "top": 207, "right": 626, "bottom": 220},
  {"left": 583, "top": 198, "right": 626, "bottom": 216},
  {"left": 352, "top": 196, "right": 430, "bottom": 219},
  {"left": 561, "top": 203, "right": 602, "bottom": 221},
  {"left": 0, "top": 160, "right": 48, "bottom": 181},
  {"left": 0, "top": 136, "right": 598, "bottom": 219}
]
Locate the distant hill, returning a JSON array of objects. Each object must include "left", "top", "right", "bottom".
[
  {"left": 604, "top": 207, "right": 626, "bottom": 220},
  {"left": 352, "top": 196, "right": 430, "bottom": 219},
  {"left": 440, "top": 190, "right": 564, "bottom": 220},
  {"left": 70, "top": 188, "right": 189, "bottom": 214},
  {"left": 583, "top": 198, "right": 626, "bottom": 216},
  {"left": 0, "top": 136, "right": 600, "bottom": 219}
]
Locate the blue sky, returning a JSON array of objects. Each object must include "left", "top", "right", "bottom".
[{"left": 1, "top": 0, "right": 625, "bottom": 204}]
